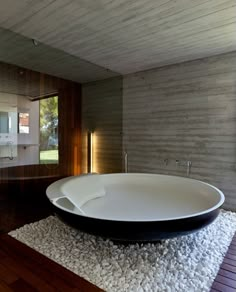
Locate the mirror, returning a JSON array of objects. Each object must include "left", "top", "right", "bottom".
[
  {"left": 18, "top": 112, "right": 30, "bottom": 134},
  {"left": 0, "top": 93, "right": 18, "bottom": 134},
  {"left": 0, "top": 111, "right": 18, "bottom": 134},
  {"left": 0, "top": 111, "right": 9, "bottom": 133}
]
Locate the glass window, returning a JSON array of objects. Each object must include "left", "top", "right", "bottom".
[{"left": 39, "top": 96, "right": 59, "bottom": 164}]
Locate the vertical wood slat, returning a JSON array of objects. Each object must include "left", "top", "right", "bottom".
[{"left": 58, "top": 83, "right": 82, "bottom": 176}]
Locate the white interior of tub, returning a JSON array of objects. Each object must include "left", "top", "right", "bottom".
[{"left": 47, "top": 174, "right": 225, "bottom": 222}]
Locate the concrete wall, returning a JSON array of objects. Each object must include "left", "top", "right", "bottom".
[
  {"left": 123, "top": 51, "right": 236, "bottom": 210},
  {"left": 82, "top": 77, "right": 123, "bottom": 174}
]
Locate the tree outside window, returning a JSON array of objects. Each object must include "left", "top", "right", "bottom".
[{"left": 39, "top": 96, "right": 58, "bottom": 164}]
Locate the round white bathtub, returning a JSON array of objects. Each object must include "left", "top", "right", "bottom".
[{"left": 46, "top": 173, "right": 225, "bottom": 241}]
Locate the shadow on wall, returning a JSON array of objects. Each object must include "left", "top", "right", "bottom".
[{"left": 81, "top": 76, "right": 123, "bottom": 174}]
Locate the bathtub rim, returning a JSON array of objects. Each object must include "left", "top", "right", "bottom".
[{"left": 46, "top": 173, "right": 225, "bottom": 223}]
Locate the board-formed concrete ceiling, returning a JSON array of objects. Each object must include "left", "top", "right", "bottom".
[
  {"left": 0, "top": 28, "right": 118, "bottom": 83},
  {"left": 0, "top": 0, "right": 235, "bottom": 78}
]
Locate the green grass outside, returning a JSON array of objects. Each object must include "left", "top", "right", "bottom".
[{"left": 40, "top": 150, "right": 59, "bottom": 164}]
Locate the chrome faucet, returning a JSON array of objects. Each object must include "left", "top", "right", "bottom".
[
  {"left": 124, "top": 151, "right": 128, "bottom": 173},
  {"left": 187, "top": 161, "right": 192, "bottom": 177},
  {"left": 175, "top": 159, "right": 192, "bottom": 177},
  {"left": 164, "top": 158, "right": 168, "bottom": 166}
]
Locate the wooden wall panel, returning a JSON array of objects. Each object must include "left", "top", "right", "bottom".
[
  {"left": 0, "top": 61, "right": 81, "bottom": 190},
  {"left": 82, "top": 77, "right": 122, "bottom": 174},
  {"left": 58, "top": 84, "right": 81, "bottom": 176},
  {"left": 123, "top": 51, "right": 236, "bottom": 210},
  {"left": 0, "top": 61, "right": 64, "bottom": 98}
]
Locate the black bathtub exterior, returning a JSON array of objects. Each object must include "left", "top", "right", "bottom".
[{"left": 51, "top": 203, "right": 220, "bottom": 242}]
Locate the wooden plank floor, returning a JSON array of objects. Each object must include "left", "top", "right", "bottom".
[
  {"left": 0, "top": 183, "right": 103, "bottom": 291},
  {"left": 0, "top": 234, "right": 103, "bottom": 292},
  {"left": 210, "top": 233, "right": 236, "bottom": 292},
  {"left": 0, "top": 191, "right": 54, "bottom": 234}
]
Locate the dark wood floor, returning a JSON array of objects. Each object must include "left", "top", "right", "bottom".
[
  {"left": 0, "top": 196, "right": 52, "bottom": 234},
  {"left": 0, "top": 234, "right": 103, "bottom": 292},
  {"left": 0, "top": 181, "right": 103, "bottom": 291},
  {"left": 210, "top": 233, "right": 236, "bottom": 292},
  {"left": 0, "top": 178, "right": 55, "bottom": 234}
]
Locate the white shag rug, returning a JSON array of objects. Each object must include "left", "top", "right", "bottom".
[{"left": 9, "top": 210, "right": 236, "bottom": 292}]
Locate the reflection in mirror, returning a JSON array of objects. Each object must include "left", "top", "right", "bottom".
[
  {"left": 0, "top": 111, "right": 18, "bottom": 134},
  {"left": 0, "top": 93, "right": 18, "bottom": 134},
  {"left": 0, "top": 93, "right": 18, "bottom": 162},
  {"left": 0, "top": 111, "right": 9, "bottom": 133},
  {"left": 18, "top": 112, "right": 29, "bottom": 134}
]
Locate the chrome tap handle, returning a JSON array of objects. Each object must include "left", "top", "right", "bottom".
[
  {"left": 187, "top": 161, "right": 192, "bottom": 177},
  {"left": 124, "top": 151, "right": 128, "bottom": 173}
]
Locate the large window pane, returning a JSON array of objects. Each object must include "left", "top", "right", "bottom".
[{"left": 39, "top": 96, "right": 58, "bottom": 164}]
